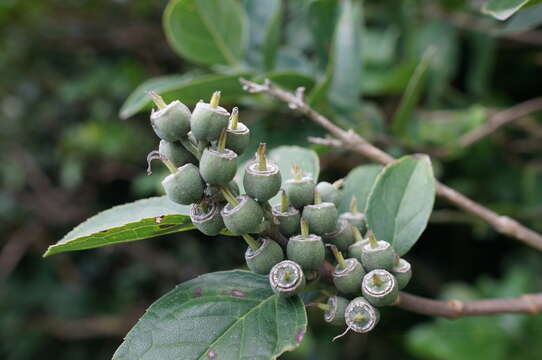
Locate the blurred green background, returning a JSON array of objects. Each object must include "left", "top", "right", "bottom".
[{"left": 1, "top": 0, "right": 542, "bottom": 359}]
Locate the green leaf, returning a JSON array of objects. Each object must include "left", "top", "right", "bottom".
[
  {"left": 391, "top": 48, "right": 434, "bottom": 137},
  {"left": 482, "top": 0, "right": 531, "bottom": 20},
  {"left": 338, "top": 164, "right": 383, "bottom": 213},
  {"left": 44, "top": 197, "right": 193, "bottom": 257},
  {"left": 112, "top": 270, "right": 307, "bottom": 360},
  {"left": 163, "top": 0, "right": 248, "bottom": 66},
  {"left": 501, "top": 2, "right": 542, "bottom": 32},
  {"left": 259, "top": 71, "right": 315, "bottom": 92},
  {"left": 328, "top": 0, "right": 363, "bottom": 110},
  {"left": 119, "top": 72, "right": 252, "bottom": 119},
  {"left": 366, "top": 155, "right": 436, "bottom": 255}
]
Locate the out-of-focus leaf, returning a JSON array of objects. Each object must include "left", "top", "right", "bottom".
[
  {"left": 391, "top": 49, "right": 434, "bottom": 137},
  {"left": 119, "top": 72, "right": 252, "bottom": 119},
  {"left": 501, "top": 2, "right": 542, "bottom": 32},
  {"left": 366, "top": 155, "right": 436, "bottom": 255},
  {"left": 482, "top": 0, "right": 531, "bottom": 20},
  {"left": 44, "top": 197, "right": 193, "bottom": 257},
  {"left": 113, "top": 270, "right": 307, "bottom": 360},
  {"left": 258, "top": 71, "right": 315, "bottom": 92},
  {"left": 163, "top": 0, "right": 248, "bottom": 66},
  {"left": 243, "top": 0, "right": 282, "bottom": 71},
  {"left": 328, "top": 0, "right": 363, "bottom": 111},
  {"left": 467, "top": 33, "right": 496, "bottom": 98},
  {"left": 364, "top": 61, "right": 417, "bottom": 96},
  {"left": 338, "top": 164, "right": 383, "bottom": 213},
  {"left": 307, "top": 0, "right": 339, "bottom": 65},
  {"left": 362, "top": 27, "right": 399, "bottom": 66}
]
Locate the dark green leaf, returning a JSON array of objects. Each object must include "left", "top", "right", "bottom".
[
  {"left": 482, "top": 0, "right": 531, "bottom": 20},
  {"left": 328, "top": 0, "right": 363, "bottom": 110},
  {"left": 119, "top": 72, "right": 252, "bottom": 119},
  {"left": 113, "top": 270, "right": 307, "bottom": 360},
  {"left": 366, "top": 155, "right": 436, "bottom": 255},
  {"left": 338, "top": 165, "right": 383, "bottom": 213},
  {"left": 44, "top": 197, "right": 193, "bottom": 257},
  {"left": 501, "top": 3, "right": 542, "bottom": 32},
  {"left": 163, "top": 0, "right": 248, "bottom": 66}
]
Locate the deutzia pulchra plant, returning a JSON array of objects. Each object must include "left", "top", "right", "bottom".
[{"left": 45, "top": 91, "right": 436, "bottom": 359}]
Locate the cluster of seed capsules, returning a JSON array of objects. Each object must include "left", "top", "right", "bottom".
[{"left": 146, "top": 91, "right": 412, "bottom": 337}]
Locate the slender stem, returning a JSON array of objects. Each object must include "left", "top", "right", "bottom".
[
  {"left": 280, "top": 190, "right": 289, "bottom": 213},
  {"left": 352, "top": 225, "right": 363, "bottom": 243},
  {"left": 317, "top": 303, "right": 331, "bottom": 312},
  {"left": 210, "top": 91, "right": 221, "bottom": 108},
  {"left": 292, "top": 164, "right": 302, "bottom": 181},
  {"left": 241, "top": 234, "right": 259, "bottom": 251},
  {"left": 257, "top": 143, "right": 268, "bottom": 171},
  {"left": 328, "top": 244, "right": 346, "bottom": 269},
  {"left": 332, "top": 178, "right": 345, "bottom": 189},
  {"left": 147, "top": 91, "right": 167, "bottom": 110},
  {"left": 300, "top": 217, "right": 309, "bottom": 237},
  {"left": 179, "top": 136, "right": 202, "bottom": 160},
  {"left": 221, "top": 186, "right": 239, "bottom": 207},
  {"left": 368, "top": 230, "right": 378, "bottom": 249},
  {"left": 350, "top": 196, "right": 358, "bottom": 215},
  {"left": 314, "top": 189, "right": 321, "bottom": 204},
  {"left": 217, "top": 129, "right": 227, "bottom": 153},
  {"left": 146, "top": 150, "right": 176, "bottom": 175},
  {"left": 228, "top": 107, "right": 239, "bottom": 130}
]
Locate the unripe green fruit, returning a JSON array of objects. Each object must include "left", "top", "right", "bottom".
[
  {"left": 269, "top": 260, "right": 306, "bottom": 297},
  {"left": 199, "top": 148, "right": 237, "bottom": 185},
  {"left": 226, "top": 122, "right": 250, "bottom": 155},
  {"left": 190, "top": 102, "right": 229, "bottom": 141},
  {"left": 392, "top": 258, "right": 412, "bottom": 290},
  {"left": 316, "top": 182, "right": 340, "bottom": 206},
  {"left": 332, "top": 258, "right": 365, "bottom": 295},
  {"left": 221, "top": 195, "right": 263, "bottom": 235},
  {"left": 271, "top": 206, "right": 300, "bottom": 236},
  {"left": 243, "top": 162, "right": 281, "bottom": 202},
  {"left": 150, "top": 100, "right": 191, "bottom": 142},
  {"left": 190, "top": 201, "right": 224, "bottom": 236},
  {"left": 361, "top": 269, "right": 399, "bottom": 307},
  {"left": 361, "top": 240, "right": 396, "bottom": 271},
  {"left": 339, "top": 212, "right": 367, "bottom": 235},
  {"left": 162, "top": 164, "right": 204, "bottom": 205},
  {"left": 287, "top": 234, "right": 325, "bottom": 271},
  {"left": 348, "top": 239, "right": 369, "bottom": 261},
  {"left": 344, "top": 297, "right": 380, "bottom": 333},
  {"left": 302, "top": 202, "right": 338, "bottom": 236},
  {"left": 245, "top": 238, "right": 284, "bottom": 275},
  {"left": 325, "top": 219, "right": 355, "bottom": 252},
  {"left": 159, "top": 139, "right": 196, "bottom": 167},
  {"left": 284, "top": 177, "right": 315, "bottom": 208},
  {"left": 324, "top": 296, "right": 349, "bottom": 326}
]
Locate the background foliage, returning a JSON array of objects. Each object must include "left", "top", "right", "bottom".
[{"left": 1, "top": 0, "right": 542, "bottom": 359}]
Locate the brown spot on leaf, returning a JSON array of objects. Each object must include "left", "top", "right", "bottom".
[
  {"left": 295, "top": 330, "right": 305, "bottom": 345},
  {"left": 100, "top": 230, "right": 108, "bottom": 233},
  {"left": 155, "top": 216, "right": 164, "bottom": 224},
  {"left": 207, "top": 350, "right": 216, "bottom": 359},
  {"left": 194, "top": 287, "right": 202, "bottom": 297},
  {"left": 230, "top": 289, "right": 245, "bottom": 297},
  {"left": 158, "top": 223, "right": 175, "bottom": 229}
]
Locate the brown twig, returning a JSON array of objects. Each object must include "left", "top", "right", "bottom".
[
  {"left": 459, "top": 96, "right": 542, "bottom": 147},
  {"left": 240, "top": 78, "right": 542, "bottom": 251}
]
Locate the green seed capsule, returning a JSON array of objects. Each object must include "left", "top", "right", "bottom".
[
  {"left": 325, "top": 219, "right": 355, "bottom": 252},
  {"left": 269, "top": 260, "right": 306, "bottom": 297},
  {"left": 243, "top": 149, "right": 281, "bottom": 202},
  {"left": 159, "top": 139, "right": 196, "bottom": 167},
  {"left": 221, "top": 195, "right": 263, "bottom": 235},
  {"left": 340, "top": 212, "right": 367, "bottom": 235},
  {"left": 199, "top": 148, "right": 238, "bottom": 185},
  {"left": 323, "top": 296, "right": 349, "bottom": 326},
  {"left": 287, "top": 234, "right": 325, "bottom": 271},
  {"left": 190, "top": 100, "right": 230, "bottom": 142},
  {"left": 360, "top": 239, "right": 396, "bottom": 271},
  {"left": 162, "top": 164, "right": 204, "bottom": 205},
  {"left": 225, "top": 107, "right": 250, "bottom": 155},
  {"left": 333, "top": 258, "right": 365, "bottom": 295},
  {"left": 303, "top": 202, "right": 338, "bottom": 236},
  {"left": 316, "top": 181, "right": 341, "bottom": 207},
  {"left": 271, "top": 206, "right": 300, "bottom": 236},
  {"left": 361, "top": 269, "right": 399, "bottom": 307},
  {"left": 344, "top": 297, "right": 380, "bottom": 333},
  {"left": 245, "top": 237, "right": 284, "bottom": 275},
  {"left": 150, "top": 99, "right": 191, "bottom": 142},
  {"left": 348, "top": 239, "right": 368, "bottom": 261},
  {"left": 392, "top": 258, "right": 412, "bottom": 290},
  {"left": 284, "top": 177, "right": 315, "bottom": 209},
  {"left": 190, "top": 200, "right": 224, "bottom": 236}
]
